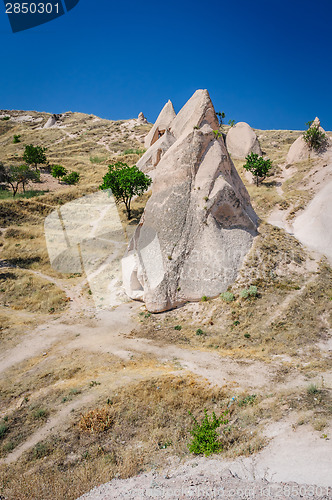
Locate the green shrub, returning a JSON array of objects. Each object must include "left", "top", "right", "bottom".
[
  {"left": 13, "top": 134, "right": 21, "bottom": 144},
  {"left": 248, "top": 285, "right": 258, "bottom": 297},
  {"left": 32, "top": 408, "right": 48, "bottom": 419},
  {"left": 63, "top": 171, "right": 80, "bottom": 185},
  {"left": 2, "top": 116, "right": 10, "bottom": 121},
  {"left": 196, "top": 328, "right": 204, "bottom": 336},
  {"left": 51, "top": 165, "right": 67, "bottom": 180},
  {"left": 220, "top": 291, "right": 235, "bottom": 302},
  {"left": 188, "top": 409, "right": 228, "bottom": 456},
  {"left": 0, "top": 423, "right": 9, "bottom": 439},
  {"left": 240, "top": 286, "right": 258, "bottom": 299},
  {"left": 238, "top": 394, "right": 256, "bottom": 407},
  {"left": 201, "top": 295, "right": 208, "bottom": 302},
  {"left": 307, "top": 383, "right": 319, "bottom": 395},
  {"left": 174, "top": 325, "right": 182, "bottom": 331},
  {"left": 303, "top": 124, "right": 327, "bottom": 151}
]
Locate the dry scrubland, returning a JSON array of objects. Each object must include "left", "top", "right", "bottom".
[{"left": 0, "top": 112, "right": 331, "bottom": 499}]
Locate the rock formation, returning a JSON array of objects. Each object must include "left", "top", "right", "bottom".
[
  {"left": 122, "top": 90, "right": 258, "bottom": 312},
  {"left": 286, "top": 117, "right": 330, "bottom": 164},
  {"left": 137, "top": 112, "right": 147, "bottom": 124},
  {"left": 144, "top": 100, "right": 176, "bottom": 149},
  {"left": 137, "top": 130, "right": 175, "bottom": 178},
  {"left": 226, "top": 122, "right": 262, "bottom": 159},
  {"left": 44, "top": 114, "right": 61, "bottom": 129}
]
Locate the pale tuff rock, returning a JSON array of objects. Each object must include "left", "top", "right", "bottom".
[
  {"left": 136, "top": 130, "right": 176, "bottom": 178},
  {"left": 137, "top": 112, "right": 147, "bottom": 124},
  {"left": 226, "top": 122, "right": 262, "bottom": 159},
  {"left": 169, "top": 89, "right": 220, "bottom": 140},
  {"left": 44, "top": 114, "right": 62, "bottom": 129},
  {"left": 122, "top": 91, "right": 258, "bottom": 312},
  {"left": 144, "top": 100, "right": 176, "bottom": 148},
  {"left": 286, "top": 117, "right": 330, "bottom": 164}
]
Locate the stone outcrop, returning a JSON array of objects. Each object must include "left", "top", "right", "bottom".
[
  {"left": 286, "top": 117, "right": 330, "bottom": 164},
  {"left": 122, "top": 90, "right": 258, "bottom": 312},
  {"left": 144, "top": 100, "right": 176, "bottom": 149},
  {"left": 137, "top": 112, "right": 147, "bottom": 124},
  {"left": 226, "top": 122, "right": 262, "bottom": 159},
  {"left": 44, "top": 114, "right": 61, "bottom": 129}
]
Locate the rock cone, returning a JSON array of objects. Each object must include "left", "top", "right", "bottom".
[
  {"left": 122, "top": 90, "right": 258, "bottom": 312},
  {"left": 144, "top": 100, "right": 176, "bottom": 149}
]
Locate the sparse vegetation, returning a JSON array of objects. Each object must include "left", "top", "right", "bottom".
[
  {"left": 13, "top": 134, "right": 21, "bottom": 144},
  {"left": 220, "top": 291, "right": 235, "bottom": 302}
]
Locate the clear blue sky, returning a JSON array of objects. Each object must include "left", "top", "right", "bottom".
[{"left": 0, "top": 0, "right": 331, "bottom": 130}]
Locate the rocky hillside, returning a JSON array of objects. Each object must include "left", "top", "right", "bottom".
[{"left": 0, "top": 107, "right": 331, "bottom": 500}]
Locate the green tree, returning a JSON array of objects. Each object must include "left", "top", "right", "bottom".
[
  {"left": 99, "top": 162, "right": 152, "bottom": 219},
  {"left": 0, "top": 164, "right": 39, "bottom": 196},
  {"left": 228, "top": 119, "right": 235, "bottom": 127},
  {"left": 51, "top": 165, "right": 68, "bottom": 181},
  {"left": 303, "top": 124, "right": 327, "bottom": 151},
  {"left": 243, "top": 153, "right": 273, "bottom": 186},
  {"left": 23, "top": 145, "right": 47, "bottom": 170},
  {"left": 216, "top": 111, "right": 226, "bottom": 127}
]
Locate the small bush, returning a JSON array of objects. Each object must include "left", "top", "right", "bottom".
[
  {"left": 248, "top": 285, "right": 258, "bottom": 297},
  {"left": 63, "top": 171, "right": 80, "bottom": 185},
  {"left": 240, "top": 286, "right": 258, "bottom": 299},
  {"left": 13, "top": 134, "right": 21, "bottom": 144},
  {"left": 188, "top": 409, "right": 228, "bottom": 456},
  {"left": 238, "top": 394, "right": 257, "bottom": 407},
  {"left": 307, "top": 383, "right": 319, "bottom": 395},
  {"left": 32, "top": 408, "right": 48, "bottom": 419},
  {"left": 220, "top": 291, "right": 234, "bottom": 302},
  {"left": 0, "top": 422, "right": 9, "bottom": 439},
  {"left": 2, "top": 116, "right": 10, "bottom": 121},
  {"left": 201, "top": 295, "right": 208, "bottom": 302},
  {"left": 196, "top": 328, "right": 204, "bottom": 336},
  {"left": 123, "top": 148, "right": 146, "bottom": 156},
  {"left": 51, "top": 165, "right": 67, "bottom": 180},
  {"left": 303, "top": 124, "right": 327, "bottom": 151},
  {"left": 174, "top": 325, "right": 182, "bottom": 331}
]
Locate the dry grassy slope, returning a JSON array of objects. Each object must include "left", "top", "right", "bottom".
[{"left": 0, "top": 114, "right": 331, "bottom": 500}]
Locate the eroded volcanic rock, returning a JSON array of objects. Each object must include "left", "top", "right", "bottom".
[
  {"left": 226, "top": 121, "right": 262, "bottom": 159},
  {"left": 122, "top": 90, "right": 258, "bottom": 312}
]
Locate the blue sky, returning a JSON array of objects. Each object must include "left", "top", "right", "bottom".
[{"left": 0, "top": 0, "right": 331, "bottom": 130}]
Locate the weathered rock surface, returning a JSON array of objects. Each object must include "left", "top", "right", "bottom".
[
  {"left": 286, "top": 117, "right": 330, "bottom": 164},
  {"left": 44, "top": 114, "right": 61, "bottom": 129},
  {"left": 144, "top": 100, "right": 176, "bottom": 149},
  {"left": 137, "top": 112, "right": 147, "bottom": 124},
  {"left": 122, "top": 91, "right": 258, "bottom": 312},
  {"left": 169, "top": 89, "right": 220, "bottom": 140},
  {"left": 137, "top": 130, "right": 175, "bottom": 178},
  {"left": 226, "top": 122, "right": 262, "bottom": 159}
]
